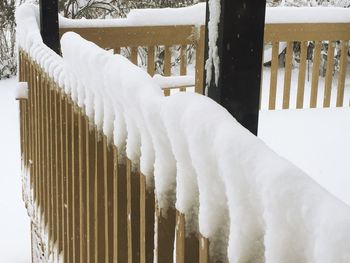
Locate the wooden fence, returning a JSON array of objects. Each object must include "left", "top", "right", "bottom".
[
  {"left": 263, "top": 23, "right": 350, "bottom": 109},
  {"left": 18, "top": 22, "right": 350, "bottom": 263},
  {"left": 60, "top": 23, "right": 350, "bottom": 110},
  {"left": 59, "top": 25, "right": 206, "bottom": 96},
  {"left": 18, "top": 50, "right": 209, "bottom": 262}
]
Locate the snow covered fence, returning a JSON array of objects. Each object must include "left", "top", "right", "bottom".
[
  {"left": 16, "top": 3, "right": 350, "bottom": 263},
  {"left": 58, "top": 4, "right": 350, "bottom": 110}
]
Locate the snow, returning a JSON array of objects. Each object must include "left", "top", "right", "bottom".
[
  {"left": 153, "top": 74, "right": 195, "bottom": 89},
  {"left": 0, "top": 77, "right": 31, "bottom": 262},
  {"left": 259, "top": 108, "right": 350, "bottom": 206},
  {"left": 15, "top": 81, "right": 29, "bottom": 99},
  {"left": 59, "top": 3, "right": 206, "bottom": 28},
  {"left": 265, "top": 7, "right": 350, "bottom": 23},
  {"left": 58, "top": 5, "right": 350, "bottom": 29}
]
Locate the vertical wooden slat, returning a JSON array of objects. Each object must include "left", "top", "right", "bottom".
[
  {"left": 33, "top": 65, "right": 40, "bottom": 220},
  {"left": 323, "top": 41, "right": 335, "bottom": 107},
  {"left": 55, "top": 87, "right": 62, "bottom": 259},
  {"left": 66, "top": 98, "right": 74, "bottom": 263},
  {"left": 140, "top": 174, "right": 155, "bottom": 263},
  {"left": 199, "top": 235, "right": 209, "bottom": 263},
  {"left": 336, "top": 40, "right": 349, "bottom": 107},
  {"left": 87, "top": 116, "right": 96, "bottom": 263},
  {"left": 36, "top": 68, "right": 41, "bottom": 226},
  {"left": 140, "top": 174, "right": 147, "bottom": 263},
  {"left": 131, "top": 47, "right": 138, "bottom": 65},
  {"left": 107, "top": 143, "right": 115, "bottom": 263},
  {"left": 180, "top": 45, "right": 187, "bottom": 92},
  {"left": 47, "top": 78, "right": 53, "bottom": 255},
  {"left": 156, "top": 205, "right": 176, "bottom": 263},
  {"left": 29, "top": 60, "right": 35, "bottom": 205},
  {"left": 113, "top": 147, "right": 119, "bottom": 263},
  {"left": 176, "top": 212, "right": 185, "bottom": 263},
  {"left": 163, "top": 46, "right": 172, "bottom": 96},
  {"left": 103, "top": 136, "right": 110, "bottom": 263},
  {"left": 53, "top": 86, "right": 59, "bottom": 256},
  {"left": 297, "top": 41, "right": 308, "bottom": 109},
  {"left": 283, "top": 41, "right": 293, "bottom": 109},
  {"left": 95, "top": 132, "right": 106, "bottom": 263},
  {"left": 175, "top": 212, "right": 199, "bottom": 263},
  {"left": 147, "top": 46, "right": 155, "bottom": 77},
  {"left": 79, "top": 109, "right": 87, "bottom": 263},
  {"left": 310, "top": 41, "right": 322, "bottom": 108},
  {"left": 117, "top": 159, "right": 128, "bottom": 262},
  {"left": 114, "top": 47, "right": 121, "bottom": 54},
  {"left": 38, "top": 70, "right": 45, "bottom": 231},
  {"left": 127, "top": 159, "right": 140, "bottom": 263},
  {"left": 195, "top": 26, "right": 205, "bottom": 94},
  {"left": 41, "top": 76, "right": 47, "bottom": 231},
  {"left": 269, "top": 41, "right": 279, "bottom": 110},
  {"left": 73, "top": 104, "right": 81, "bottom": 263},
  {"left": 50, "top": 82, "right": 58, "bottom": 254},
  {"left": 60, "top": 92, "right": 68, "bottom": 263}
]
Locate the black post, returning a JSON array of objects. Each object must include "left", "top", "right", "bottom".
[
  {"left": 204, "top": 0, "right": 266, "bottom": 135},
  {"left": 39, "top": 0, "right": 60, "bottom": 54}
]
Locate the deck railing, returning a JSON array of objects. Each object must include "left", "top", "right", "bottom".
[
  {"left": 263, "top": 22, "right": 350, "bottom": 109},
  {"left": 16, "top": 4, "right": 350, "bottom": 263},
  {"left": 60, "top": 22, "right": 350, "bottom": 110}
]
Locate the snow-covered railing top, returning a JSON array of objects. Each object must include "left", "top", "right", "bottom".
[
  {"left": 58, "top": 4, "right": 350, "bottom": 28},
  {"left": 16, "top": 3, "right": 350, "bottom": 262}
]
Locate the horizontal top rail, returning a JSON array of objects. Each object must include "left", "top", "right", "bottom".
[
  {"left": 264, "top": 23, "right": 350, "bottom": 41},
  {"left": 59, "top": 25, "right": 202, "bottom": 48}
]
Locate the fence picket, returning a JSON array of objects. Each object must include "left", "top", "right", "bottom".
[
  {"left": 323, "top": 41, "right": 335, "bottom": 107},
  {"left": 336, "top": 40, "right": 349, "bottom": 107},
  {"left": 180, "top": 45, "right": 187, "bottom": 92},
  {"left": 310, "top": 41, "right": 322, "bottom": 108},
  {"left": 163, "top": 46, "right": 172, "bottom": 96},
  {"left": 297, "top": 41, "right": 307, "bottom": 109},
  {"left": 199, "top": 235, "right": 209, "bottom": 263},
  {"left": 283, "top": 41, "right": 293, "bottom": 109},
  {"left": 147, "top": 46, "right": 155, "bottom": 77},
  {"left": 269, "top": 41, "right": 279, "bottom": 110},
  {"left": 156, "top": 205, "right": 176, "bottom": 263}
]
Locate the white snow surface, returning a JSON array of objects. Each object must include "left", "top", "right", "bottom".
[
  {"left": 265, "top": 7, "right": 350, "bottom": 23},
  {"left": 0, "top": 78, "right": 31, "bottom": 262},
  {"left": 153, "top": 74, "right": 195, "bottom": 89},
  {"left": 16, "top": 3, "right": 350, "bottom": 262},
  {"left": 58, "top": 5, "right": 350, "bottom": 28},
  {"left": 59, "top": 3, "right": 206, "bottom": 28},
  {"left": 259, "top": 108, "right": 350, "bottom": 206},
  {"left": 15, "top": 81, "right": 29, "bottom": 99}
]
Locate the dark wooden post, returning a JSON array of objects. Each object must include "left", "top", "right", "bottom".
[
  {"left": 204, "top": 0, "right": 266, "bottom": 135},
  {"left": 39, "top": 0, "right": 60, "bottom": 54}
]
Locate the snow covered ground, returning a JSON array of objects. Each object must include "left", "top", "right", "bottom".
[
  {"left": 0, "top": 78, "right": 31, "bottom": 262},
  {"left": 259, "top": 108, "right": 350, "bottom": 206}
]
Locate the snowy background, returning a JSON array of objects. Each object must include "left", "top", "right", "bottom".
[{"left": 0, "top": 77, "right": 31, "bottom": 262}]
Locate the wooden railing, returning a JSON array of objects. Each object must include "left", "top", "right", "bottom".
[
  {"left": 18, "top": 11, "right": 350, "bottom": 263},
  {"left": 60, "top": 23, "right": 350, "bottom": 110},
  {"left": 59, "top": 25, "right": 206, "bottom": 96},
  {"left": 18, "top": 49, "right": 210, "bottom": 262},
  {"left": 263, "top": 23, "right": 350, "bottom": 109}
]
